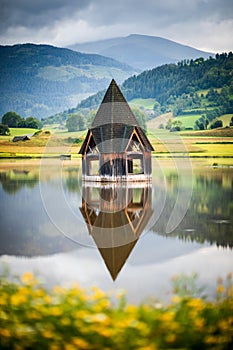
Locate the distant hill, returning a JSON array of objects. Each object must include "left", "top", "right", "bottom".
[
  {"left": 0, "top": 44, "right": 135, "bottom": 119},
  {"left": 69, "top": 34, "right": 213, "bottom": 70}
]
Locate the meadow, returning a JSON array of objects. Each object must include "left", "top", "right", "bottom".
[{"left": 0, "top": 127, "right": 233, "bottom": 163}]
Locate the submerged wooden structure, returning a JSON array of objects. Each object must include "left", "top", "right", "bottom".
[
  {"left": 80, "top": 184, "right": 153, "bottom": 280},
  {"left": 79, "top": 79, "right": 154, "bottom": 182}
]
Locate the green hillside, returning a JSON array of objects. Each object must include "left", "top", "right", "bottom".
[
  {"left": 74, "top": 53, "right": 233, "bottom": 130},
  {"left": 0, "top": 44, "right": 135, "bottom": 119},
  {"left": 129, "top": 98, "right": 157, "bottom": 110}
]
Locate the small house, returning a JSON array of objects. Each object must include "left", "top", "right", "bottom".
[
  {"left": 79, "top": 79, "right": 154, "bottom": 182},
  {"left": 13, "top": 135, "right": 30, "bottom": 142}
]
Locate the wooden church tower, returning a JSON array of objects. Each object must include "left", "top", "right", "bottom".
[{"left": 79, "top": 79, "right": 154, "bottom": 182}]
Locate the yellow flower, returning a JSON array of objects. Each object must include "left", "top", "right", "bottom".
[
  {"left": 72, "top": 337, "right": 89, "bottom": 348},
  {"left": 0, "top": 296, "right": 7, "bottom": 305},
  {"left": 26, "top": 311, "right": 40, "bottom": 320},
  {"left": 132, "top": 321, "right": 149, "bottom": 335},
  {"left": 64, "top": 344, "right": 76, "bottom": 350},
  {"left": 217, "top": 285, "right": 225, "bottom": 294},
  {"left": 0, "top": 328, "right": 11, "bottom": 337},
  {"left": 125, "top": 304, "right": 137, "bottom": 314},
  {"left": 171, "top": 295, "right": 181, "bottom": 304},
  {"left": 138, "top": 346, "right": 157, "bottom": 350},
  {"left": 11, "top": 293, "right": 27, "bottom": 306},
  {"left": 50, "top": 345, "right": 60, "bottom": 350},
  {"left": 18, "top": 286, "right": 29, "bottom": 295},
  {"left": 35, "top": 288, "right": 46, "bottom": 298},
  {"left": 194, "top": 317, "right": 205, "bottom": 330},
  {"left": 218, "top": 320, "right": 229, "bottom": 331},
  {"left": 169, "top": 321, "right": 179, "bottom": 332},
  {"left": 205, "top": 335, "right": 217, "bottom": 344},
  {"left": 50, "top": 306, "right": 62, "bottom": 316},
  {"left": 0, "top": 311, "right": 8, "bottom": 320},
  {"left": 43, "top": 295, "right": 52, "bottom": 304},
  {"left": 91, "top": 286, "right": 106, "bottom": 300},
  {"left": 61, "top": 317, "right": 71, "bottom": 326},
  {"left": 165, "top": 333, "right": 176, "bottom": 343},
  {"left": 42, "top": 330, "right": 54, "bottom": 339},
  {"left": 188, "top": 298, "right": 204, "bottom": 311},
  {"left": 159, "top": 312, "right": 174, "bottom": 323},
  {"left": 73, "top": 310, "right": 89, "bottom": 319},
  {"left": 20, "top": 272, "right": 35, "bottom": 285}
]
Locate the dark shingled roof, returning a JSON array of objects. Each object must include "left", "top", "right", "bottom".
[
  {"left": 91, "top": 79, "right": 139, "bottom": 128},
  {"left": 79, "top": 79, "right": 154, "bottom": 154}
]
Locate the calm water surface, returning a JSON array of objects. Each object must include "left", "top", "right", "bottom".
[{"left": 0, "top": 158, "right": 232, "bottom": 303}]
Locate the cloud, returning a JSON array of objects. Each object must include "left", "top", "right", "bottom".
[
  {"left": 0, "top": 0, "right": 90, "bottom": 30},
  {"left": 0, "top": 0, "right": 233, "bottom": 51}
]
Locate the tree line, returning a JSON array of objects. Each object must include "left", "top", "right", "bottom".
[
  {"left": 0, "top": 111, "right": 41, "bottom": 135},
  {"left": 43, "top": 105, "right": 147, "bottom": 133},
  {"left": 75, "top": 52, "right": 233, "bottom": 130}
]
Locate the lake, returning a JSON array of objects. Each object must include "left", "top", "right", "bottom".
[{"left": 0, "top": 158, "right": 232, "bottom": 303}]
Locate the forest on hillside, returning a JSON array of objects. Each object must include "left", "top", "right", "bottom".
[
  {"left": 0, "top": 44, "right": 134, "bottom": 119},
  {"left": 74, "top": 53, "right": 233, "bottom": 130},
  {"left": 122, "top": 53, "right": 233, "bottom": 101}
]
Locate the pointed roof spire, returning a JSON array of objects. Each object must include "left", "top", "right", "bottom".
[
  {"left": 91, "top": 79, "right": 139, "bottom": 128},
  {"left": 98, "top": 241, "right": 138, "bottom": 280}
]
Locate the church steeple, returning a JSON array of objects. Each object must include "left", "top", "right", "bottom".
[
  {"left": 91, "top": 79, "right": 139, "bottom": 128},
  {"left": 79, "top": 79, "right": 153, "bottom": 182}
]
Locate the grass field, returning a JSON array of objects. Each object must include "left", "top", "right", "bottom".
[
  {"left": 129, "top": 98, "right": 157, "bottom": 110},
  {"left": 0, "top": 128, "right": 81, "bottom": 158},
  {"left": 147, "top": 112, "right": 201, "bottom": 129},
  {"left": 218, "top": 114, "right": 233, "bottom": 127},
  {"left": 147, "top": 112, "right": 173, "bottom": 128},
  {"left": 0, "top": 127, "right": 233, "bottom": 163},
  {"left": 0, "top": 128, "right": 37, "bottom": 140},
  {"left": 196, "top": 88, "right": 222, "bottom": 97},
  {"left": 181, "top": 126, "right": 233, "bottom": 137},
  {"left": 147, "top": 128, "right": 233, "bottom": 159},
  {"left": 175, "top": 114, "right": 201, "bottom": 128},
  {"left": 148, "top": 112, "right": 233, "bottom": 130}
]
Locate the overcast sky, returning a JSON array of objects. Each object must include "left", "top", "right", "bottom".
[{"left": 0, "top": 0, "right": 233, "bottom": 52}]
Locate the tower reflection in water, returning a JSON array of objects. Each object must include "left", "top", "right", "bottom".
[{"left": 80, "top": 184, "right": 153, "bottom": 280}]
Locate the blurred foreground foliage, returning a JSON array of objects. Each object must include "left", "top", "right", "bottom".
[{"left": 0, "top": 270, "right": 232, "bottom": 350}]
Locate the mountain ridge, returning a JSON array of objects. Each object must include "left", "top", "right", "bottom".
[{"left": 69, "top": 34, "right": 214, "bottom": 70}]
